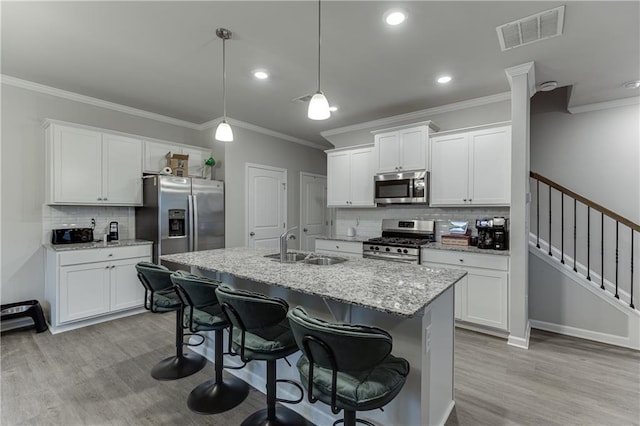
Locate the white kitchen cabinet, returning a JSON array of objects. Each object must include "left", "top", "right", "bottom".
[
  {"left": 45, "top": 244, "right": 151, "bottom": 333},
  {"left": 372, "top": 122, "right": 438, "bottom": 173},
  {"left": 421, "top": 248, "right": 509, "bottom": 332},
  {"left": 326, "top": 145, "right": 375, "bottom": 207},
  {"left": 45, "top": 122, "right": 142, "bottom": 206},
  {"left": 315, "top": 239, "right": 363, "bottom": 256},
  {"left": 143, "top": 140, "right": 211, "bottom": 177},
  {"left": 430, "top": 125, "right": 511, "bottom": 206}
]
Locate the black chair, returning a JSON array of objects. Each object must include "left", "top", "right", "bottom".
[
  {"left": 215, "top": 285, "right": 311, "bottom": 426},
  {"left": 171, "top": 271, "right": 250, "bottom": 414},
  {"left": 287, "top": 306, "right": 410, "bottom": 426},
  {"left": 135, "top": 262, "right": 206, "bottom": 380}
]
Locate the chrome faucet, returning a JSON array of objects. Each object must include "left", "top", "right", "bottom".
[{"left": 280, "top": 226, "right": 297, "bottom": 262}]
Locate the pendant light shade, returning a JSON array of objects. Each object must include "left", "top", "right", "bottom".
[
  {"left": 215, "top": 120, "right": 233, "bottom": 142},
  {"left": 215, "top": 28, "right": 233, "bottom": 142},
  {"left": 308, "top": 0, "right": 330, "bottom": 120},
  {"left": 308, "top": 91, "right": 330, "bottom": 120}
]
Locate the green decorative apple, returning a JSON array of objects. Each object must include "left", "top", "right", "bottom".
[{"left": 205, "top": 157, "right": 216, "bottom": 167}]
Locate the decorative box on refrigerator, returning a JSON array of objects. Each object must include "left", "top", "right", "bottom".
[{"left": 135, "top": 175, "right": 224, "bottom": 263}]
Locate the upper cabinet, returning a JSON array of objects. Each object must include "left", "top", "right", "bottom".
[
  {"left": 46, "top": 122, "right": 142, "bottom": 206},
  {"left": 430, "top": 125, "right": 511, "bottom": 207},
  {"left": 143, "top": 140, "right": 211, "bottom": 177},
  {"left": 326, "top": 145, "right": 375, "bottom": 208},
  {"left": 372, "top": 121, "right": 439, "bottom": 173}
]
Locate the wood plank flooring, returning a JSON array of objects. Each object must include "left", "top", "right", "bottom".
[{"left": 2, "top": 312, "right": 638, "bottom": 425}]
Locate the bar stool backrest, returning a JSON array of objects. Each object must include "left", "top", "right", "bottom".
[
  {"left": 287, "top": 306, "right": 392, "bottom": 373},
  {"left": 135, "top": 262, "right": 173, "bottom": 292},
  {"left": 170, "top": 272, "right": 222, "bottom": 309},
  {"left": 215, "top": 285, "right": 289, "bottom": 331}
]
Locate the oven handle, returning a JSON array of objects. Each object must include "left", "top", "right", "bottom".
[{"left": 363, "top": 252, "right": 418, "bottom": 264}]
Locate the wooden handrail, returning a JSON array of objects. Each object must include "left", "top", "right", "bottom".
[{"left": 530, "top": 172, "right": 640, "bottom": 232}]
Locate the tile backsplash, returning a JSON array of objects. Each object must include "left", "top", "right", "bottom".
[
  {"left": 334, "top": 205, "right": 510, "bottom": 238},
  {"left": 42, "top": 205, "right": 135, "bottom": 243}
]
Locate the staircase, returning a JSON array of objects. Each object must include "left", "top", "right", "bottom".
[{"left": 528, "top": 172, "right": 639, "bottom": 350}]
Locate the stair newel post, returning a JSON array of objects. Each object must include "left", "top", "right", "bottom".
[
  {"left": 573, "top": 199, "right": 578, "bottom": 272},
  {"left": 561, "top": 192, "right": 565, "bottom": 264},
  {"left": 536, "top": 179, "right": 540, "bottom": 249},
  {"left": 615, "top": 221, "right": 619, "bottom": 299},
  {"left": 601, "top": 212, "right": 605, "bottom": 290},
  {"left": 587, "top": 206, "right": 591, "bottom": 281},
  {"left": 548, "top": 185, "right": 553, "bottom": 256},
  {"left": 630, "top": 229, "right": 635, "bottom": 309}
]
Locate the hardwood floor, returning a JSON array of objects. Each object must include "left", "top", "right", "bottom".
[{"left": 2, "top": 313, "right": 638, "bottom": 425}]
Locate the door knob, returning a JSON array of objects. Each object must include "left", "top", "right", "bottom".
[{"left": 249, "top": 232, "right": 255, "bottom": 236}]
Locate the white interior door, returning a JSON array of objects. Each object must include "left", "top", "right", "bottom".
[
  {"left": 300, "top": 173, "right": 327, "bottom": 251},
  {"left": 246, "top": 164, "right": 287, "bottom": 249}
]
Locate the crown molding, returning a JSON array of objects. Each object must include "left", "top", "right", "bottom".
[
  {"left": 3, "top": 74, "right": 328, "bottom": 151},
  {"left": 568, "top": 96, "right": 640, "bottom": 114},
  {"left": 1, "top": 74, "right": 202, "bottom": 129},
  {"left": 201, "top": 117, "right": 329, "bottom": 150},
  {"left": 321, "top": 92, "right": 511, "bottom": 137}
]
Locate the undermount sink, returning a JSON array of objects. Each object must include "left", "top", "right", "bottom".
[
  {"left": 303, "top": 256, "right": 347, "bottom": 266},
  {"left": 264, "top": 252, "right": 308, "bottom": 263},
  {"left": 264, "top": 252, "right": 347, "bottom": 265}
]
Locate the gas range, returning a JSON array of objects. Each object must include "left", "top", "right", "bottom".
[{"left": 363, "top": 219, "right": 435, "bottom": 264}]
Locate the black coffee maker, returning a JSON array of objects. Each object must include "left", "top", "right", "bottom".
[{"left": 475, "top": 217, "right": 509, "bottom": 250}]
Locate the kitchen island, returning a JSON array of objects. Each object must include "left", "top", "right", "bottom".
[{"left": 162, "top": 247, "right": 466, "bottom": 426}]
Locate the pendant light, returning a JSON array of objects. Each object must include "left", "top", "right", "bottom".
[
  {"left": 308, "top": 0, "right": 330, "bottom": 120},
  {"left": 215, "top": 28, "right": 233, "bottom": 142}
]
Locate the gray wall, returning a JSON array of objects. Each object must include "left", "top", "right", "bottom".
[
  {"left": 223, "top": 126, "right": 327, "bottom": 248},
  {"left": 531, "top": 98, "right": 639, "bottom": 222},
  {"left": 323, "top": 99, "right": 511, "bottom": 148},
  {"left": 0, "top": 84, "right": 215, "bottom": 305}
]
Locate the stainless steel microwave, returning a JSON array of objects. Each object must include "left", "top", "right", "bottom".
[{"left": 374, "top": 171, "right": 429, "bottom": 204}]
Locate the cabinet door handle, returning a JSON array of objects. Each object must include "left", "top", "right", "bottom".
[
  {"left": 468, "top": 199, "right": 472, "bottom": 202},
  {"left": 303, "top": 228, "right": 308, "bottom": 232},
  {"left": 463, "top": 199, "right": 467, "bottom": 202},
  {"left": 249, "top": 232, "right": 255, "bottom": 237},
  {"left": 105, "top": 265, "right": 110, "bottom": 269},
  {"left": 111, "top": 265, "right": 115, "bottom": 269},
  {"left": 335, "top": 245, "right": 340, "bottom": 249},
  {"left": 103, "top": 197, "right": 108, "bottom": 201},
  {"left": 97, "top": 197, "right": 102, "bottom": 201},
  {"left": 459, "top": 259, "right": 464, "bottom": 262},
  {"left": 108, "top": 254, "right": 113, "bottom": 257}
]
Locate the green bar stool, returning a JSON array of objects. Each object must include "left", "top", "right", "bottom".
[
  {"left": 171, "top": 271, "right": 250, "bottom": 414},
  {"left": 287, "top": 307, "right": 410, "bottom": 426},
  {"left": 135, "top": 262, "right": 206, "bottom": 380},
  {"left": 215, "top": 285, "right": 312, "bottom": 426}
]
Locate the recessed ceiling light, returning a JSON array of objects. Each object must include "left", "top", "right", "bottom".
[
  {"left": 538, "top": 81, "right": 558, "bottom": 92},
  {"left": 253, "top": 69, "right": 269, "bottom": 80},
  {"left": 437, "top": 76, "right": 452, "bottom": 84},
  {"left": 329, "top": 106, "right": 338, "bottom": 112},
  {"left": 384, "top": 9, "right": 406, "bottom": 26},
  {"left": 623, "top": 80, "right": 640, "bottom": 89}
]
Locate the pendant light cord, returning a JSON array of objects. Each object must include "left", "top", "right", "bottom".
[
  {"left": 222, "top": 36, "right": 227, "bottom": 120},
  {"left": 317, "top": 0, "right": 322, "bottom": 92}
]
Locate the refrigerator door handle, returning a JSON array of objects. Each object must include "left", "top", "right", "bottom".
[
  {"left": 188, "top": 194, "right": 194, "bottom": 252},
  {"left": 192, "top": 194, "right": 199, "bottom": 251}
]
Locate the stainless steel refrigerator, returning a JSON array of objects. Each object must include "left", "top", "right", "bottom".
[{"left": 135, "top": 175, "right": 224, "bottom": 263}]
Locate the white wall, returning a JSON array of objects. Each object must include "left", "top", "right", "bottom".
[
  {"left": 0, "top": 84, "right": 213, "bottom": 305},
  {"left": 223, "top": 126, "right": 326, "bottom": 248}
]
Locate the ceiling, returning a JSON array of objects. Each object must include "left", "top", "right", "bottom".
[{"left": 2, "top": 1, "right": 639, "bottom": 147}]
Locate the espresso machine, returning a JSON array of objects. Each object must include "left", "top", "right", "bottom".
[{"left": 475, "top": 217, "right": 508, "bottom": 250}]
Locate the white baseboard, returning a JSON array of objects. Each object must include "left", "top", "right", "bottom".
[
  {"left": 48, "top": 307, "right": 146, "bottom": 334},
  {"left": 436, "top": 401, "right": 456, "bottom": 426},
  {"left": 507, "top": 321, "right": 531, "bottom": 349},
  {"left": 530, "top": 319, "right": 637, "bottom": 350}
]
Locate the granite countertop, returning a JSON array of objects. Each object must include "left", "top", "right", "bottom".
[
  {"left": 161, "top": 247, "right": 466, "bottom": 318},
  {"left": 421, "top": 242, "right": 510, "bottom": 256},
  {"left": 44, "top": 239, "right": 153, "bottom": 252}
]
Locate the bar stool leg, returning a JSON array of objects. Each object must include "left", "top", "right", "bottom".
[
  {"left": 151, "top": 306, "right": 207, "bottom": 381},
  {"left": 187, "top": 329, "right": 250, "bottom": 414}
]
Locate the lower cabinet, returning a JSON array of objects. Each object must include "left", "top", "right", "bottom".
[
  {"left": 46, "top": 244, "right": 151, "bottom": 332},
  {"left": 315, "top": 239, "right": 363, "bottom": 256},
  {"left": 421, "top": 248, "right": 509, "bottom": 332}
]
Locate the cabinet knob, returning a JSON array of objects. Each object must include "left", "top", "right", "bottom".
[
  {"left": 468, "top": 199, "right": 472, "bottom": 202},
  {"left": 249, "top": 232, "right": 255, "bottom": 237},
  {"left": 459, "top": 259, "right": 464, "bottom": 262},
  {"left": 108, "top": 253, "right": 113, "bottom": 257},
  {"left": 103, "top": 197, "right": 108, "bottom": 201},
  {"left": 97, "top": 197, "right": 102, "bottom": 201},
  {"left": 105, "top": 265, "right": 109, "bottom": 269},
  {"left": 111, "top": 265, "right": 115, "bottom": 269},
  {"left": 303, "top": 228, "right": 308, "bottom": 232},
  {"left": 463, "top": 199, "right": 467, "bottom": 202},
  {"left": 335, "top": 245, "right": 339, "bottom": 249}
]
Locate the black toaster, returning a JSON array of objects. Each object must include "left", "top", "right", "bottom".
[{"left": 51, "top": 228, "right": 94, "bottom": 244}]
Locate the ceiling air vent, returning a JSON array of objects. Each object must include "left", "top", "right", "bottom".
[{"left": 496, "top": 6, "right": 565, "bottom": 51}]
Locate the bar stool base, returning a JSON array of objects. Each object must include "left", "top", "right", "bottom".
[
  {"left": 150, "top": 353, "right": 207, "bottom": 381},
  {"left": 241, "top": 406, "right": 314, "bottom": 426},
  {"left": 188, "top": 376, "right": 250, "bottom": 414}
]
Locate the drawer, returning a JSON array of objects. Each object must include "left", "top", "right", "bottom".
[
  {"left": 315, "top": 239, "right": 363, "bottom": 255},
  {"left": 421, "top": 249, "right": 508, "bottom": 271},
  {"left": 59, "top": 245, "right": 152, "bottom": 266}
]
